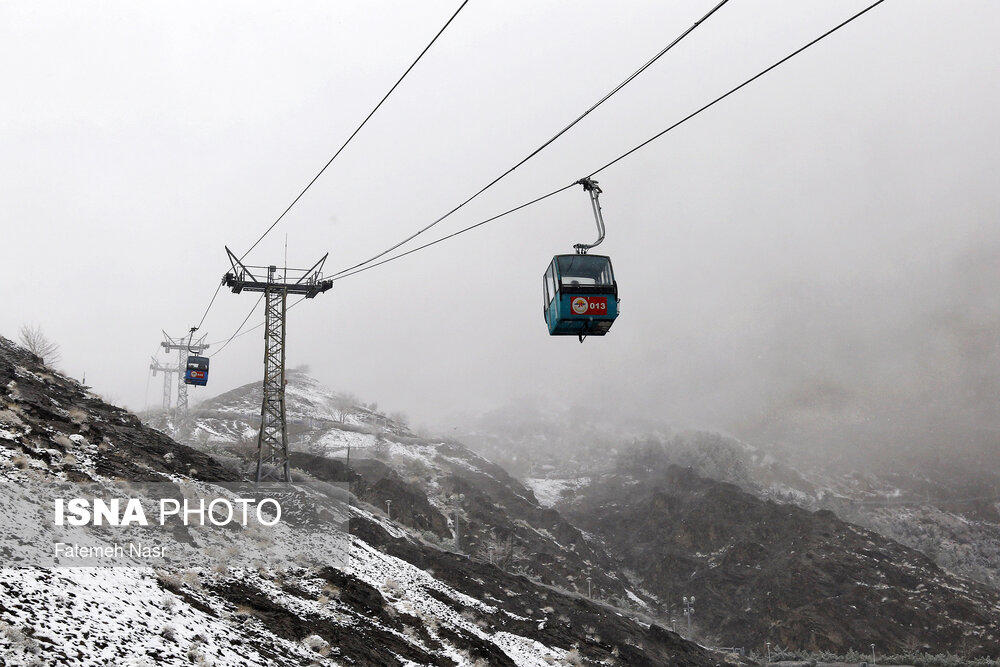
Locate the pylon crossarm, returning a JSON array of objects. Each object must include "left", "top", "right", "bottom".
[
  {"left": 225, "top": 246, "right": 260, "bottom": 283},
  {"left": 224, "top": 249, "right": 333, "bottom": 297},
  {"left": 294, "top": 252, "right": 329, "bottom": 286}
]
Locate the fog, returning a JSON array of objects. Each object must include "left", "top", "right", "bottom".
[{"left": 3, "top": 1, "right": 998, "bottom": 469}]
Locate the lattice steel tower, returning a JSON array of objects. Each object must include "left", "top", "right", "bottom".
[
  {"left": 160, "top": 331, "right": 209, "bottom": 412},
  {"left": 149, "top": 356, "right": 177, "bottom": 411},
  {"left": 224, "top": 247, "right": 332, "bottom": 482}
]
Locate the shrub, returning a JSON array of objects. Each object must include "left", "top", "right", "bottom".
[{"left": 302, "top": 634, "right": 331, "bottom": 656}]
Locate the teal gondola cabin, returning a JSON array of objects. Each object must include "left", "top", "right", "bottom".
[{"left": 543, "top": 254, "right": 619, "bottom": 340}]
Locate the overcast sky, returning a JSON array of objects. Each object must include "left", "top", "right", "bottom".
[{"left": 3, "top": 1, "right": 998, "bottom": 455}]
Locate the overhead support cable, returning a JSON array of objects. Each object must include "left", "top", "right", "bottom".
[
  {"left": 331, "top": 184, "right": 577, "bottom": 282},
  {"left": 586, "top": 0, "right": 889, "bottom": 178},
  {"left": 330, "top": 0, "right": 889, "bottom": 283},
  {"left": 237, "top": 0, "right": 471, "bottom": 265},
  {"left": 178, "top": 0, "right": 469, "bottom": 342},
  {"left": 210, "top": 292, "right": 264, "bottom": 358},
  {"left": 209, "top": 0, "right": 888, "bottom": 350},
  {"left": 193, "top": 282, "right": 224, "bottom": 333},
  {"left": 329, "top": 0, "right": 732, "bottom": 278}
]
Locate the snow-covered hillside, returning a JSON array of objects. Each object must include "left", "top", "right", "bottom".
[
  {"left": 1, "top": 337, "right": 717, "bottom": 666},
  {"left": 150, "top": 372, "right": 660, "bottom": 609}
]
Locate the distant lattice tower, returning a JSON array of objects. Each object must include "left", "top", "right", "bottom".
[
  {"left": 160, "top": 331, "right": 209, "bottom": 412},
  {"left": 149, "top": 356, "right": 177, "bottom": 410},
  {"left": 223, "top": 247, "right": 332, "bottom": 483}
]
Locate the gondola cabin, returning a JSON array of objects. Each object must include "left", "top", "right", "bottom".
[
  {"left": 184, "top": 356, "right": 210, "bottom": 387},
  {"left": 543, "top": 254, "right": 619, "bottom": 338}
]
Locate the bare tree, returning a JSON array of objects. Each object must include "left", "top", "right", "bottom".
[
  {"left": 18, "top": 324, "right": 61, "bottom": 366},
  {"left": 371, "top": 432, "right": 390, "bottom": 460},
  {"left": 480, "top": 532, "right": 526, "bottom": 573},
  {"left": 230, "top": 431, "right": 258, "bottom": 462},
  {"left": 333, "top": 393, "right": 358, "bottom": 423},
  {"left": 389, "top": 411, "right": 409, "bottom": 430}
]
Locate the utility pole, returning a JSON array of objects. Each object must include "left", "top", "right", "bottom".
[
  {"left": 682, "top": 595, "right": 695, "bottom": 637},
  {"left": 160, "top": 331, "right": 209, "bottom": 412},
  {"left": 224, "top": 247, "right": 332, "bottom": 483},
  {"left": 149, "top": 357, "right": 177, "bottom": 411},
  {"left": 451, "top": 493, "right": 465, "bottom": 554}
]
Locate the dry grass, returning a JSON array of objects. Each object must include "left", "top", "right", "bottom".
[{"left": 233, "top": 603, "right": 255, "bottom": 618}]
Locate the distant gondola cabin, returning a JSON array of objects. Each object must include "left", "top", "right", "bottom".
[
  {"left": 543, "top": 254, "right": 619, "bottom": 338},
  {"left": 184, "top": 356, "right": 210, "bottom": 386}
]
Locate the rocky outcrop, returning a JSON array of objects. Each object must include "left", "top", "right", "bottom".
[{"left": 560, "top": 464, "right": 1000, "bottom": 657}]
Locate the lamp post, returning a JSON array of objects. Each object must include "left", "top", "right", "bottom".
[
  {"left": 871, "top": 644, "right": 876, "bottom": 665},
  {"left": 682, "top": 596, "right": 695, "bottom": 636},
  {"left": 765, "top": 641, "right": 771, "bottom": 666},
  {"left": 385, "top": 499, "right": 392, "bottom": 520},
  {"left": 452, "top": 493, "right": 465, "bottom": 554},
  {"left": 586, "top": 576, "right": 592, "bottom": 598}
]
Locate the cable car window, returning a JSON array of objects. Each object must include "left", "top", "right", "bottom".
[
  {"left": 186, "top": 357, "right": 209, "bottom": 371},
  {"left": 544, "top": 265, "right": 556, "bottom": 305},
  {"left": 556, "top": 255, "right": 614, "bottom": 287}
]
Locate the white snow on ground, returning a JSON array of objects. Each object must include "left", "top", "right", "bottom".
[
  {"left": 385, "top": 441, "right": 441, "bottom": 470},
  {"left": 346, "top": 538, "right": 569, "bottom": 666},
  {"left": 625, "top": 589, "right": 646, "bottom": 607},
  {"left": 490, "top": 633, "right": 567, "bottom": 666},
  {"left": 0, "top": 366, "right": 647, "bottom": 666},
  {"left": 0, "top": 500, "right": 570, "bottom": 667},
  {"left": 765, "top": 482, "right": 815, "bottom": 505},
  {"left": 0, "top": 567, "right": 327, "bottom": 666},
  {"left": 522, "top": 477, "right": 588, "bottom": 507},
  {"left": 312, "top": 428, "right": 376, "bottom": 455},
  {"left": 0, "top": 428, "right": 568, "bottom": 667}
]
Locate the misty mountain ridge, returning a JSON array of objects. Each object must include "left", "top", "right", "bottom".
[
  {"left": 554, "top": 461, "right": 1000, "bottom": 657},
  {"left": 456, "top": 404, "right": 1000, "bottom": 593},
  {"left": 4, "top": 335, "right": 1000, "bottom": 663},
  {"left": 162, "top": 368, "right": 1000, "bottom": 656}
]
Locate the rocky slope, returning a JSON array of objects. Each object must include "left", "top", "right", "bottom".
[
  {"left": 0, "top": 336, "right": 720, "bottom": 666},
  {"left": 153, "top": 372, "right": 650, "bottom": 607},
  {"left": 554, "top": 457, "right": 1000, "bottom": 657},
  {"left": 482, "top": 406, "right": 1000, "bottom": 595}
]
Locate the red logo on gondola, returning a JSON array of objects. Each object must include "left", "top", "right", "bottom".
[
  {"left": 571, "top": 296, "right": 607, "bottom": 315},
  {"left": 191, "top": 371, "right": 204, "bottom": 379}
]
